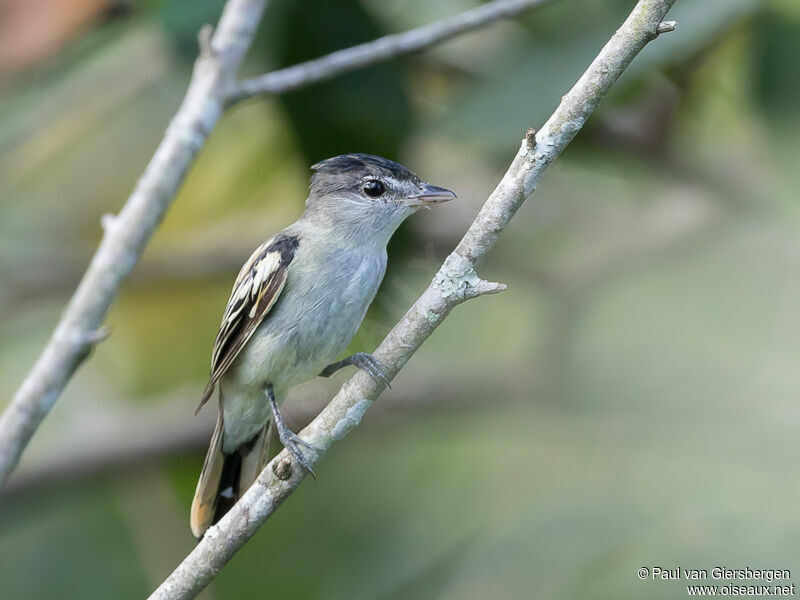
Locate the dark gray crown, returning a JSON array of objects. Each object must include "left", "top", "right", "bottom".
[
  {"left": 312, "top": 154, "right": 417, "bottom": 180},
  {"left": 309, "top": 154, "right": 419, "bottom": 196}
]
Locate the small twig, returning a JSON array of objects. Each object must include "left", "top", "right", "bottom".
[
  {"left": 526, "top": 127, "right": 537, "bottom": 151},
  {"left": 100, "top": 213, "right": 117, "bottom": 232},
  {"left": 148, "top": 1, "right": 676, "bottom": 598},
  {"left": 272, "top": 457, "right": 293, "bottom": 481},
  {"left": 657, "top": 20, "right": 677, "bottom": 34},
  {"left": 82, "top": 327, "right": 111, "bottom": 345},
  {"left": 470, "top": 280, "right": 508, "bottom": 298},
  {"left": 227, "top": 0, "right": 553, "bottom": 104},
  {"left": 197, "top": 25, "right": 215, "bottom": 59}
]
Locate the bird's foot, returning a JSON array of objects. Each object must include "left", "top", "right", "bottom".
[
  {"left": 319, "top": 352, "right": 391, "bottom": 388},
  {"left": 266, "top": 384, "right": 323, "bottom": 478},
  {"left": 350, "top": 352, "right": 391, "bottom": 388},
  {"left": 275, "top": 425, "right": 322, "bottom": 479}
]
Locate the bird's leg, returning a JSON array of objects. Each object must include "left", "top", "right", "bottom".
[
  {"left": 265, "top": 384, "right": 322, "bottom": 478},
  {"left": 319, "top": 352, "right": 391, "bottom": 388}
]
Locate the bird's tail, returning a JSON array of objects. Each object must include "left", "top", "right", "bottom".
[{"left": 190, "top": 413, "right": 272, "bottom": 538}]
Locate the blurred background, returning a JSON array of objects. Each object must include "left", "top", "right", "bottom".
[{"left": 1, "top": 0, "right": 799, "bottom": 598}]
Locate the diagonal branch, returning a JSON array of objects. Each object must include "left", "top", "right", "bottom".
[
  {"left": 148, "top": 1, "right": 676, "bottom": 598},
  {"left": 228, "top": 0, "right": 554, "bottom": 104},
  {"left": 0, "top": 0, "right": 554, "bottom": 488}
]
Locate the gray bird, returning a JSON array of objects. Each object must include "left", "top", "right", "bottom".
[{"left": 190, "top": 153, "right": 455, "bottom": 537}]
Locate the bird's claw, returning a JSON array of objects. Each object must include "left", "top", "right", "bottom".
[
  {"left": 266, "top": 383, "right": 323, "bottom": 479},
  {"left": 278, "top": 429, "right": 322, "bottom": 479},
  {"left": 351, "top": 352, "right": 391, "bottom": 388}
]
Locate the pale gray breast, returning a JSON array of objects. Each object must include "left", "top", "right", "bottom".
[
  {"left": 289, "top": 244, "right": 385, "bottom": 351},
  {"left": 252, "top": 242, "right": 387, "bottom": 388}
]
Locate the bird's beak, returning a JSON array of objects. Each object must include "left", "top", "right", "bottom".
[{"left": 401, "top": 183, "right": 457, "bottom": 206}]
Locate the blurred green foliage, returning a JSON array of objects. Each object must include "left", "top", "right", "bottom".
[
  {"left": 268, "top": 0, "right": 413, "bottom": 164},
  {"left": 2, "top": 0, "right": 799, "bottom": 599},
  {"left": 754, "top": 16, "right": 800, "bottom": 118}
]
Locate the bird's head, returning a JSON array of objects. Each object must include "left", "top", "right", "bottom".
[{"left": 305, "top": 154, "right": 455, "bottom": 243}]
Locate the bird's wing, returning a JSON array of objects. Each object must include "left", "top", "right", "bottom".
[{"left": 195, "top": 234, "right": 299, "bottom": 415}]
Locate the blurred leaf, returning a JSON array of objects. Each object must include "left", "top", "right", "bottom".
[
  {"left": 769, "top": 0, "right": 800, "bottom": 21},
  {"left": 439, "top": 0, "right": 763, "bottom": 153},
  {"left": 149, "top": 0, "right": 227, "bottom": 60},
  {"left": 0, "top": 25, "right": 182, "bottom": 243},
  {"left": 265, "top": 0, "right": 413, "bottom": 164},
  {"left": 361, "top": 0, "right": 477, "bottom": 30},
  {"left": 0, "top": 483, "right": 148, "bottom": 599},
  {"left": 103, "top": 280, "right": 228, "bottom": 396},
  {"left": 753, "top": 16, "right": 800, "bottom": 120}
]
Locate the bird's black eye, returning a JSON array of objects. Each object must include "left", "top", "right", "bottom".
[{"left": 362, "top": 179, "right": 386, "bottom": 197}]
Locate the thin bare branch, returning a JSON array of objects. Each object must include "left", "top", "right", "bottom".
[
  {"left": 228, "top": 0, "right": 553, "bottom": 104},
  {"left": 148, "top": 1, "right": 676, "bottom": 598}
]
